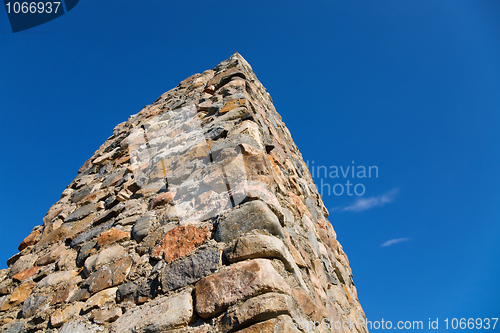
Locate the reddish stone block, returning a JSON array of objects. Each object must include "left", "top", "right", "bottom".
[
  {"left": 96, "top": 229, "right": 130, "bottom": 247},
  {"left": 18, "top": 230, "right": 40, "bottom": 251},
  {"left": 12, "top": 266, "right": 39, "bottom": 282},
  {"left": 151, "top": 224, "right": 212, "bottom": 263}
]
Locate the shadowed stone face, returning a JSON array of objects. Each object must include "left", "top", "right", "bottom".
[{"left": 161, "top": 246, "right": 219, "bottom": 292}]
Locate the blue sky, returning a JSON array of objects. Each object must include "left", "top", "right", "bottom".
[{"left": 1, "top": 0, "right": 499, "bottom": 330}]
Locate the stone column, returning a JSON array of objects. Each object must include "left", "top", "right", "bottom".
[{"left": 0, "top": 53, "right": 367, "bottom": 333}]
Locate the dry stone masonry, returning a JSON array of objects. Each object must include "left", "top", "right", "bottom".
[{"left": 0, "top": 53, "right": 367, "bottom": 333}]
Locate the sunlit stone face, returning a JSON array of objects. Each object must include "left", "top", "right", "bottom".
[{"left": 128, "top": 104, "right": 248, "bottom": 224}]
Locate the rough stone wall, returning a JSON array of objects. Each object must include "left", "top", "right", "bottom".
[{"left": 0, "top": 53, "right": 367, "bottom": 333}]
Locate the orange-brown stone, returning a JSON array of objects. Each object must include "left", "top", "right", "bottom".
[
  {"left": 151, "top": 224, "right": 212, "bottom": 263},
  {"left": 0, "top": 282, "right": 35, "bottom": 311},
  {"left": 96, "top": 229, "right": 130, "bottom": 247},
  {"left": 219, "top": 98, "right": 247, "bottom": 114},
  {"left": 18, "top": 230, "right": 40, "bottom": 251},
  {"left": 292, "top": 289, "right": 328, "bottom": 322},
  {"left": 36, "top": 223, "right": 72, "bottom": 250},
  {"left": 149, "top": 192, "right": 174, "bottom": 209},
  {"left": 86, "top": 256, "right": 133, "bottom": 295},
  {"left": 12, "top": 266, "right": 39, "bottom": 282}
]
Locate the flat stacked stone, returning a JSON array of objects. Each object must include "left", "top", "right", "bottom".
[{"left": 0, "top": 53, "right": 367, "bottom": 333}]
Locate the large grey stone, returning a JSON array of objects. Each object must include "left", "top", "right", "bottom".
[
  {"left": 36, "top": 270, "right": 78, "bottom": 288},
  {"left": 132, "top": 212, "right": 155, "bottom": 242},
  {"left": 8, "top": 254, "right": 37, "bottom": 277},
  {"left": 64, "top": 204, "right": 95, "bottom": 222},
  {"left": 70, "top": 220, "right": 114, "bottom": 247},
  {"left": 215, "top": 201, "right": 283, "bottom": 242},
  {"left": 161, "top": 247, "right": 219, "bottom": 292},
  {"left": 84, "top": 255, "right": 132, "bottom": 295},
  {"left": 92, "top": 203, "right": 125, "bottom": 225},
  {"left": 83, "top": 245, "right": 126, "bottom": 276},
  {"left": 21, "top": 293, "right": 50, "bottom": 318},
  {"left": 101, "top": 169, "right": 125, "bottom": 189},
  {"left": 116, "top": 279, "right": 158, "bottom": 304},
  {"left": 76, "top": 241, "right": 96, "bottom": 267},
  {"left": 72, "top": 186, "right": 93, "bottom": 203},
  {"left": 58, "top": 319, "right": 104, "bottom": 333},
  {"left": 223, "top": 234, "right": 294, "bottom": 271},
  {"left": 217, "top": 293, "right": 294, "bottom": 333},
  {"left": 3, "top": 321, "right": 26, "bottom": 333},
  {"left": 195, "top": 259, "right": 291, "bottom": 319},
  {"left": 111, "top": 290, "right": 193, "bottom": 333}
]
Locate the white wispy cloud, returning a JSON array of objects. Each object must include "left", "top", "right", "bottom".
[
  {"left": 381, "top": 237, "right": 410, "bottom": 247},
  {"left": 340, "top": 188, "right": 399, "bottom": 212}
]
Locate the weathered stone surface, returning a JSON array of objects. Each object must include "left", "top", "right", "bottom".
[
  {"left": 161, "top": 247, "right": 219, "bottom": 292},
  {"left": 292, "top": 289, "right": 327, "bottom": 322},
  {"left": 56, "top": 248, "right": 78, "bottom": 271},
  {"left": 6, "top": 253, "right": 22, "bottom": 268},
  {"left": 217, "top": 293, "right": 294, "bottom": 333},
  {"left": 21, "top": 293, "right": 50, "bottom": 318},
  {"left": 224, "top": 234, "right": 295, "bottom": 271},
  {"left": 50, "top": 282, "right": 79, "bottom": 305},
  {"left": 72, "top": 185, "right": 94, "bottom": 203},
  {"left": 1, "top": 282, "right": 34, "bottom": 311},
  {"left": 64, "top": 213, "right": 96, "bottom": 242},
  {"left": 132, "top": 212, "right": 155, "bottom": 242},
  {"left": 116, "top": 188, "right": 133, "bottom": 202},
  {"left": 50, "top": 302, "right": 83, "bottom": 327},
  {"left": 93, "top": 307, "right": 122, "bottom": 324},
  {"left": 85, "top": 255, "right": 132, "bottom": 295},
  {"left": 76, "top": 241, "right": 96, "bottom": 267},
  {"left": 84, "top": 245, "right": 127, "bottom": 276},
  {"left": 36, "top": 270, "right": 78, "bottom": 288},
  {"left": 96, "top": 229, "right": 130, "bottom": 247},
  {"left": 0, "top": 295, "right": 9, "bottom": 310},
  {"left": 0, "top": 281, "right": 12, "bottom": 295},
  {"left": 152, "top": 224, "right": 213, "bottom": 262},
  {"left": 104, "top": 196, "right": 120, "bottom": 210},
  {"left": 83, "top": 287, "right": 118, "bottom": 312},
  {"left": 219, "top": 98, "right": 247, "bottom": 114},
  {"left": 3, "top": 321, "right": 26, "bottom": 333},
  {"left": 101, "top": 169, "right": 126, "bottom": 189},
  {"left": 64, "top": 204, "right": 95, "bottom": 222},
  {"left": 92, "top": 203, "right": 124, "bottom": 225},
  {"left": 150, "top": 191, "right": 174, "bottom": 209},
  {"left": 231, "top": 181, "right": 284, "bottom": 223},
  {"left": 215, "top": 201, "right": 284, "bottom": 243},
  {"left": 195, "top": 259, "right": 291, "bottom": 319},
  {"left": 112, "top": 290, "right": 193, "bottom": 333},
  {"left": 70, "top": 220, "right": 114, "bottom": 247},
  {"left": 237, "top": 315, "right": 301, "bottom": 333},
  {"left": 12, "top": 266, "right": 39, "bottom": 282},
  {"left": 37, "top": 244, "right": 66, "bottom": 266},
  {"left": 18, "top": 229, "right": 40, "bottom": 251},
  {"left": 9, "top": 254, "right": 37, "bottom": 277},
  {"left": 58, "top": 318, "right": 103, "bottom": 333},
  {"left": 35, "top": 223, "right": 74, "bottom": 250},
  {"left": 116, "top": 279, "right": 158, "bottom": 304}
]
